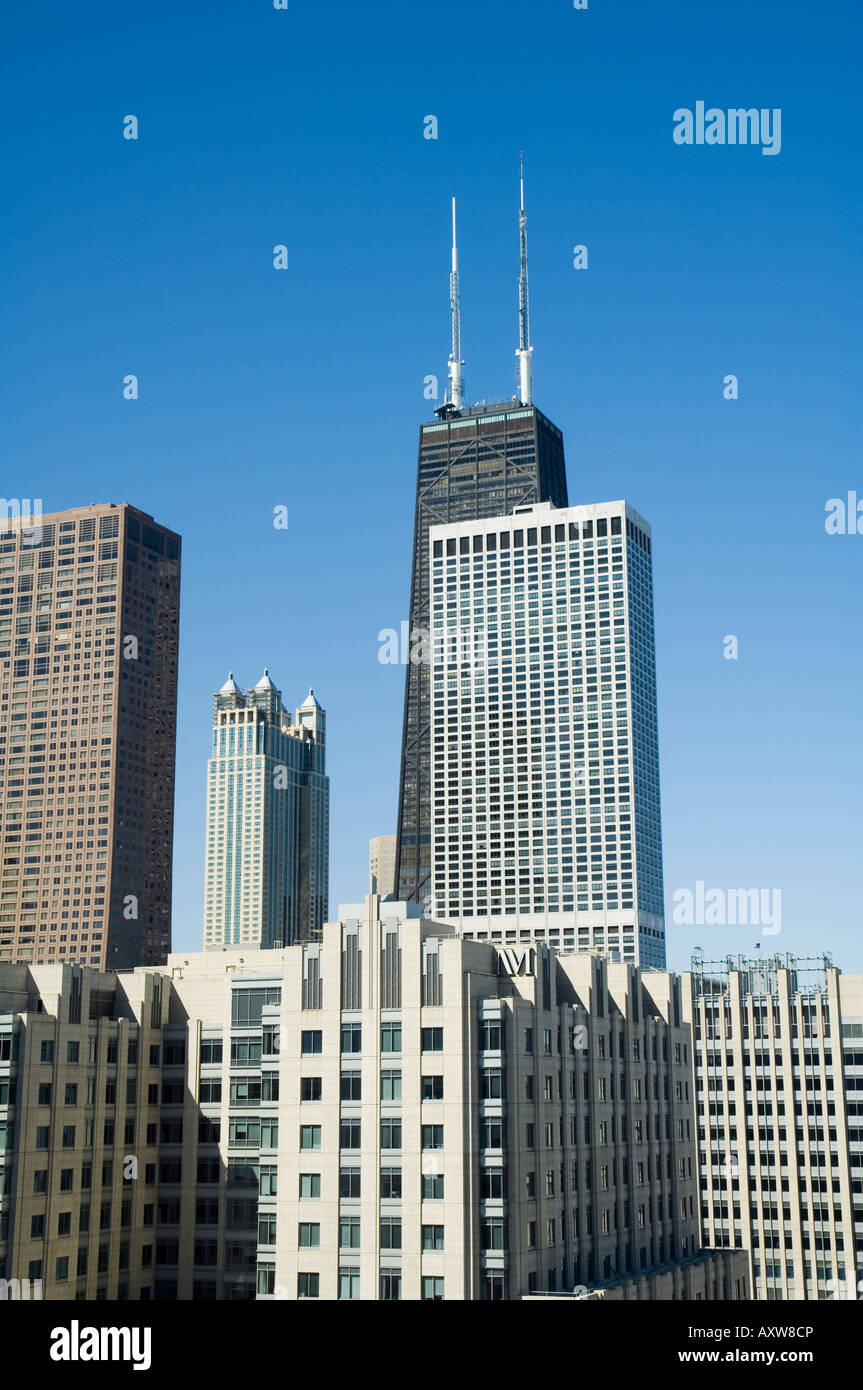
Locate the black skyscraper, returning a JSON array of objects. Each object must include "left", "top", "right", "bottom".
[{"left": 394, "top": 401, "right": 568, "bottom": 905}]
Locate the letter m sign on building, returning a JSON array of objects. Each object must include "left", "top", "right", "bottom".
[{"left": 497, "top": 947, "right": 536, "bottom": 977}]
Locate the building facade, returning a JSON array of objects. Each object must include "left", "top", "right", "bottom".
[
  {"left": 0, "top": 961, "right": 171, "bottom": 1300},
  {"left": 683, "top": 953, "right": 863, "bottom": 1301},
  {"left": 395, "top": 402, "right": 569, "bottom": 909},
  {"left": 427, "top": 499, "right": 665, "bottom": 969},
  {"left": 0, "top": 502, "right": 181, "bottom": 971},
  {"left": 203, "top": 673, "right": 328, "bottom": 949},
  {"left": 2, "top": 901, "right": 727, "bottom": 1301},
  {"left": 369, "top": 835, "right": 396, "bottom": 899}
]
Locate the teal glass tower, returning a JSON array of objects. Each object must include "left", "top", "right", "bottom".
[{"left": 203, "top": 671, "right": 329, "bottom": 947}]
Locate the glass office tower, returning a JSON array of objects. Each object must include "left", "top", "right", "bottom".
[{"left": 395, "top": 401, "right": 568, "bottom": 906}]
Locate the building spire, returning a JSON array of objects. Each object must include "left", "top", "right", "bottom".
[
  {"left": 447, "top": 196, "right": 464, "bottom": 410},
  {"left": 516, "top": 151, "right": 533, "bottom": 406}
]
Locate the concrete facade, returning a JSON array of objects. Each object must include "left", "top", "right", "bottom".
[
  {"left": 683, "top": 954, "right": 863, "bottom": 1301},
  {"left": 2, "top": 899, "right": 718, "bottom": 1301}
]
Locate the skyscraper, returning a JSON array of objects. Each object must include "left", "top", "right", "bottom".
[
  {"left": 203, "top": 671, "right": 329, "bottom": 948},
  {"left": 395, "top": 176, "right": 568, "bottom": 906},
  {"left": 369, "top": 834, "right": 396, "bottom": 897},
  {"left": 0, "top": 501, "right": 181, "bottom": 970},
  {"left": 427, "top": 499, "right": 666, "bottom": 969}
]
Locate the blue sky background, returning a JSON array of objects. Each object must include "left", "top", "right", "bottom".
[{"left": 2, "top": 0, "right": 861, "bottom": 973}]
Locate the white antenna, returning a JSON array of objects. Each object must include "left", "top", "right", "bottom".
[
  {"left": 447, "top": 196, "right": 464, "bottom": 410},
  {"left": 516, "top": 151, "right": 533, "bottom": 406}
]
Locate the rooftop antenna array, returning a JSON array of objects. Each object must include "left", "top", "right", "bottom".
[
  {"left": 447, "top": 197, "right": 464, "bottom": 410},
  {"left": 516, "top": 151, "right": 534, "bottom": 405}
]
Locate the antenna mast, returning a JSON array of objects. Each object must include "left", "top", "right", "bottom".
[
  {"left": 447, "top": 197, "right": 464, "bottom": 410},
  {"left": 516, "top": 151, "right": 533, "bottom": 405}
]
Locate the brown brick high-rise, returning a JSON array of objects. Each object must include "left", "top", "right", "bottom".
[{"left": 0, "top": 502, "right": 181, "bottom": 970}]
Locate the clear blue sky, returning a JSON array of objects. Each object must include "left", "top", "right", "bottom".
[{"left": 3, "top": 0, "right": 861, "bottom": 974}]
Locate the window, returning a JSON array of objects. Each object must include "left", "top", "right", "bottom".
[
  {"left": 340, "top": 1118, "right": 361, "bottom": 1150},
  {"left": 422, "top": 1075, "right": 444, "bottom": 1100},
  {"left": 422, "top": 1276, "right": 444, "bottom": 1301},
  {"left": 66, "top": 1042, "right": 79, "bottom": 1064},
  {"left": 231, "top": 986, "right": 281, "bottom": 1028},
  {"left": 482, "top": 1272, "right": 506, "bottom": 1301},
  {"left": 229, "top": 1039, "right": 258, "bottom": 1067},
  {"left": 422, "top": 1027, "right": 443, "bottom": 1052},
  {"left": 31, "top": 1214, "right": 45, "bottom": 1238},
  {"left": 299, "top": 1173, "right": 320, "bottom": 1199},
  {"left": 35, "top": 1126, "right": 50, "bottom": 1149},
  {"left": 340, "top": 1217, "right": 361, "bottom": 1249},
  {"left": 380, "top": 1168, "right": 402, "bottom": 1199},
  {"left": 422, "top": 1124, "right": 444, "bottom": 1150},
  {"left": 298, "top": 1223, "right": 320, "bottom": 1248},
  {"left": 301, "top": 1077, "right": 322, "bottom": 1102},
  {"left": 195, "top": 1199, "right": 218, "bottom": 1225},
  {"left": 480, "top": 1020, "right": 502, "bottom": 1050},
  {"left": 381, "top": 1070, "right": 402, "bottom": 1101},
  {"left": 380, "top": 1118, "right": 402, "bottom": 1150},
  {"left": 481, "top": 1169, "right": 504, "bottom": 1199},
  {"left": 300, "top": 1126, "right": 321, "bottom": 1151},
  {"left": 40, "top": 1040, "right": 54, "bottom": 1063},
  {"left": 525, "top": 1028, "right": 534, "bottom": 1054},
  {"left": 380, "top": 1217, "right": 402, "bottom": 1250},
  {"left": 340, "top": 1071, "right": 361, "bottom": 1101},
  {"left": 260, "top": 1166, "right": 277, "bottom": 1197},
  {"left": 57, "top": 1211, "right": 72, "bottom": 1237},
  {"left": 341, "top": 1023, "right": 362, "bottom": 1054},
  {"left": 380, "top": 1270, "right": 401, "bottom": 1301},
  {"left": 340, "top": 1168, "right": 361, "bottom": 1199},
  {"left": 381, "top": 1023, "right": 402, "bottom": 1053},
  {"left": 33, "top": 1170, "right": 48, "bottom": 1194},
  {"left": 258, "top": 1215, "right": 277, "bottom": 1246},
  {"left": 339, "top": 1267, "right": 360, "bottom": 1301},
  {"left": 481, "top": 1070, "right": 504, "bottom": 1099},
  {"left": 55, "top": 1257, "right": 69, "bottom": 1282},
  {"left": 298, "top": 1272, "right": 319, "bottom": 1299},
  {"left": 256, "top": 1264, "right": 276, "bottom": 1296},
  {"left": 200, "top": 1038, "right": 223, "bottom": 1065},
  {"left": 301, "top": 1031, "right": 322, "bottom": 1055},
  {"left": 481, "top": 1117, "right": 503, "bottom": 1149},
  {"left": 422, "top": 1225, "right": 445, "bottom": 1251},
  {"left": 481, "top": 1218, "right": 506, "bottom": 1250},
  {"left": 38, "top": 1083, "right": 53, "bottom": 1105},
  {"left": 423, "top": 1173, "right": 444, "bottom": 1199}
]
